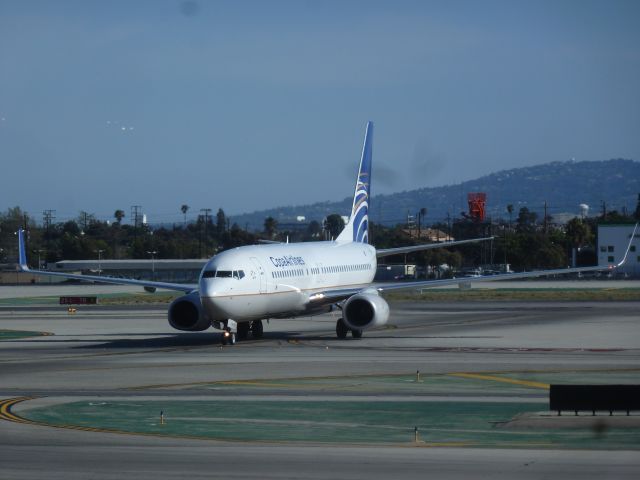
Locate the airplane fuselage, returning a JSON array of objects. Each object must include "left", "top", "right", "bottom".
[{"left": 200, "top": 241, "right": 377, "bottom": 322}]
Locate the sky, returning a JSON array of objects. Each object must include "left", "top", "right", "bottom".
[{"left": 1, "top": 0, "right": 639, "bottom": 225}]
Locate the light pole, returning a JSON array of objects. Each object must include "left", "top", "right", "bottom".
[
  {"left": 94, "top": 249, "right": 104, "bottom": 276},
  {"left": 33, "top": 249, "right": 45, "bottom": 270},
  {"left": 146, "top": 250, "right": 157, "bottom": 280}
]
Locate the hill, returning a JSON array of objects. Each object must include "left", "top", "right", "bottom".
[{"left": 232, "top": 159, "right": 640, "bottom": 229}]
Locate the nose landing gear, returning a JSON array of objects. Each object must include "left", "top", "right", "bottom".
[
  {"left": 220, "top": 319, "right": 264, "bottom": 345},
  {"left": 221, "top": 329, "right": 236, "bottom": 346}
]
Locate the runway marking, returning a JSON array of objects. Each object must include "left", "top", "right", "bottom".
[
  {"left": 0, "top": 397, "right": 38, "bottom": 424},
  {"left": 449, "top": 373, "right": 549, "bottom": 390}
]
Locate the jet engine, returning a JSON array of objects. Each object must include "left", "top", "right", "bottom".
[
  {"left": 342, "top": 292, "right": 389, "bottom": 330},
  {"left": 168, "top": 292, "right": 211, "bottom": 331}
]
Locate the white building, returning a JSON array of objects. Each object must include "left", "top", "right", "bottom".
[{"left": 598, "top": 224, "right": 640, "bottom": 277}]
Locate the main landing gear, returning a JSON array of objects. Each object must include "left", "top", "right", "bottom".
[{"left": 336, "top": 318, "right": 363, "bottom": 339}]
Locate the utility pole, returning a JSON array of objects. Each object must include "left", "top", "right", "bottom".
[
  {"left": 93, "top": 249, "right": 104, "bottom": 276},
  {"left": 131, "top": 205, "right": 142, "bottom": 249},
  {"left": 146, "top": 250, "right": 157, "bottom": 280},
  {"left": 42, "top": 209, "right": 55, "bottom": 258},
  {"left": 406, "top": 211, "right": 416, "bottom": 237},
  {"left": 601, "top": 200, "right": 607, "bottom": 219},
  {"left": 198, "top": 214, "right": 202, "bottom": 258},
  {"left": 543, "top": 201, "right": 548, "bottom": 235},
  {"left": 200, "top": 208, "right": 211, "bottom": 257}
]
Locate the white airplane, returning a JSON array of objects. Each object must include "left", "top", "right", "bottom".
[{"left": 17, "top": 122, "right": 637, "bottom": 345}]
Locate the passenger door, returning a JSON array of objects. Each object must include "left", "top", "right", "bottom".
[{"left": 250, "top": 257, "right": 266, "bottom": 293}]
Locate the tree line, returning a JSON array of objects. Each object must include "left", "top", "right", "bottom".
[{"left": 1, "top": 199, "right": 638, "bottom": 275}]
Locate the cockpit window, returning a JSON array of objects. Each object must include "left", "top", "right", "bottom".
[
  {"left": 233, "top": 270, "right": 245, "bottom": 279},
  {"left": 203, "top": 269, "right": 244, "bottom": 279}
]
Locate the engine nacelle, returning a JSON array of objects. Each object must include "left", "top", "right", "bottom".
[
  {"left": 168, "top": 292, "right": 211, "bottom": 331},
  {"left": 342, "top": 292, "right": 389, "bottom": 331}
]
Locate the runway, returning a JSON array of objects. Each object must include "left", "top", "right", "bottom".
[{"left": 0, "top": 291, "right": 639, "bottom": 478}]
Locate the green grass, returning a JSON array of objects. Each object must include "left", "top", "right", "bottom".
[
  {"left": 22, "top": 371, "right": 640, "bottom": 448},
  {"left": 0, "top": 292, "right": 180, "bottom": 306},
  {"left": 22, "top": 399, "right": 640, "bottom": 448},
  {"left": 0, "top": 329, "right": 49, "bottom": 340}
]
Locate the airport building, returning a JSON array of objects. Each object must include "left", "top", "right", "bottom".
[{"left": 598, "top": 224, "right": 640, "bottom": 277}]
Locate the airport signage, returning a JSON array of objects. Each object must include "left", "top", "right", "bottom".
[{"left": 59, "top": 296, "right": 98, "bottom": 305}]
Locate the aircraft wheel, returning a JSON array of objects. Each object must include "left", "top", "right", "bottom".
[
  {"left": 351, "top": 329, "right": 363, "bottom": 339},
  {"left": 221, "top": 334, "right": 228, "bottom": 346},
  {"left": 251, "top": 320, "right": 264, "bottom": 339},
  {"left": 336, "top": 318, "right": 348, "bottom": 339},
  {"left": 237, "top": 322, "right": 250, "bottom": 340}
]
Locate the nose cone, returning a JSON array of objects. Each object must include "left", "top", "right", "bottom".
[
  {"left": 199, "top": 274, "right": 238, "bottom": 320},
  {"left": 199, "top": 276, "right": 217, "bottom": 297},
  {"left": 201, "top": 293, "right": 225, "bottom": 320}
]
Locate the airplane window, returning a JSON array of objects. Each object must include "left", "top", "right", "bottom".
[
  {"left": 238, "top": 270, "right": 245, "bottom": 279},
  {"left": 216, "top": 270, "right": 232, "bottom": 278},
  {"left": 202, "top": 270, "right": 216, "bottom": 278}
]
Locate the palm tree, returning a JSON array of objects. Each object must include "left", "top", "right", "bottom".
[
  {"left": 114, "top": 209, "right": 125, "bottom": 225},
  {"left": 506, "top": 204, "right": 514, "bottom": 230},
  {"left": 418, "top": 207, "right": 427, "bottom": 238},
  {"left": 180, "top": 204, "right": 189, "bottom": 228},
  {"left": 264, "top": 216, "right": 278, "bottom": 239},
  {"left": 323, "top": 214, "right": 345, "bottom": 239}
]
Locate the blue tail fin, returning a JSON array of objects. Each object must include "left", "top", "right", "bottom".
[
  {"left": 336, "top": 121, "right": 373, "bottom": 244},
  {"left": 18, "top": 228, "right": 29, "bottom": 269}
]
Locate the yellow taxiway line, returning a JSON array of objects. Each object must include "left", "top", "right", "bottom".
[{"left": 449, "top": 372, "right": 549, "bottom": 390}]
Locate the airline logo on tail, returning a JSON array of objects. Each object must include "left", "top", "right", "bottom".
[{"left": 349, "top": 121, "right": 373, "bottom": 244}]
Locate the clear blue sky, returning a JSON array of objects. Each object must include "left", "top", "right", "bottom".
[{"left": 1, "top": 0, "right": 639, "bottom": 224}]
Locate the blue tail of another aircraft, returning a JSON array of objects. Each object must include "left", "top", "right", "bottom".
[
  {"left": 336, "top": 121, "right": 373, "bottom": 244},
  {"left": 18, "top": 228, "right": 28, "bottom": 269}
]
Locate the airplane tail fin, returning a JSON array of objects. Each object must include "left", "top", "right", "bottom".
[
  {"left": 336, "top": 121, "right": 373, "bottom": 244},
  {"left": 18, "top": 228, "right": 29, "bottom": 270}
]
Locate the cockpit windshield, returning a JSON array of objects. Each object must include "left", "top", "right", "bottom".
[{"left": 202, "top": 269, "right": 245, "bottom": 279}]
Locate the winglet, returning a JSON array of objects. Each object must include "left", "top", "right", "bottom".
[
  {"left": 336, "top": 121, "right": 373, "bottom": 244},
  {"left": 17, "top": 228, "right": 29, "bottom": 271},
  {"left": 615, "top": 223, "right": 638, "bottom": 268}
]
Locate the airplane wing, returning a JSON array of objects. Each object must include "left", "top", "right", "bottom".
[
  {"left": 312, "top": 223, "right": 638, "bottom": 304},
  {"left": 376, "top": 237, "right": 493, "bottom": 258},
  {"left": 17, "top": 229, "right": 196, "bottom": 293}
]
